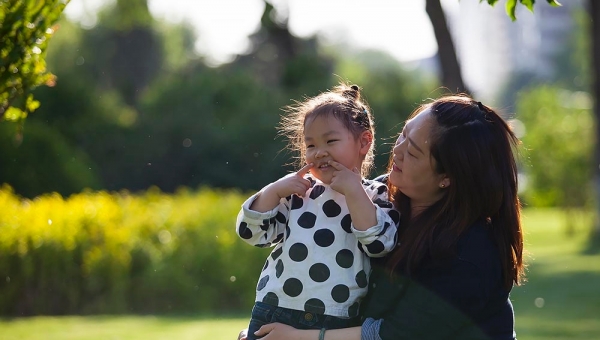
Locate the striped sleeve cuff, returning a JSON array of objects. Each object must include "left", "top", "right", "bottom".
[{"left": 361, "top": 318, "right": 383, "bottom": 340}]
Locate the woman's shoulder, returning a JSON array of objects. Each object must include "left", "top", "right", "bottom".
[{"left": 454, "top": 220, "right": 503, "bottom": 280}]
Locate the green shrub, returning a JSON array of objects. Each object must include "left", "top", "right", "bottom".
[{"left": 0, "top": 185, "right": 270, "bottom": 315}]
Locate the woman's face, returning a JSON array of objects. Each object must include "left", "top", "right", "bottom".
[{"left": 390, "top": 108, "right": 448, "bottom": 208}]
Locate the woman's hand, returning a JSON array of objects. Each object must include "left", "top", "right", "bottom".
[{"left": 254, "top": 322, "right": 305, "bottom": 340}]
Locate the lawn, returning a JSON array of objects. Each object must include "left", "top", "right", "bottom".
[{"left": 0, "top": 208, "right": 598, "bottom": 340}]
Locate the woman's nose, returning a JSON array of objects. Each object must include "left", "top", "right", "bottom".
[{"left": 393, "top": 142, "right": 404, "bottom": 158}]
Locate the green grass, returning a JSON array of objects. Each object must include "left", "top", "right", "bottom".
[
  {"left": 0, "top": 208, "right": 598, "bottom": 340},
  {"left": 0, "top": 315, "right": 250, "bottom": 340},
  {"left": 511, "top": 208, "right": 600, "bottom": 340}
]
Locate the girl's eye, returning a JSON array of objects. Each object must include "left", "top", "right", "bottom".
[
  {"left": 306, "top": 145, "right": 314, "bottom": 148},
  {"left": 327, "top": 140, "right": 338, "bottom": 144}
]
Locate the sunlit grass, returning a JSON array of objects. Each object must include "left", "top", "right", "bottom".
[
  {"left": 511, "top": 208, "right": 600, "bottom": 340},
  {"left": 0, "top": 208, "right": 598, "bottom": 340},
  {"left": 0, "top": 315, "right": 250, "bottom": 340}
]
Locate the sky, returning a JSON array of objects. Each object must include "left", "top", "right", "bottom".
[{"left": 64, "top": 0, "right": 458, "bottom": 66}]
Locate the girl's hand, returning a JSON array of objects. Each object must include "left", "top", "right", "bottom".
[
  {"left": 328, "top": 160, "right": 363, "bottom": 196},
  {"left": 268, "top": 163, "right": 313, "bottom": 198},
  {"left": 237, "top": 328, "right": 248, "bottom": 340}
]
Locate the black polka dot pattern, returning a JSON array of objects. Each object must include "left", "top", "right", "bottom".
[
  {"left": 237, "top": 175, "right": 399, "bottom": 318},
  {"left": 289, "top": 243, "right": 308, "bottom": 262},
  {"left": 373, "top": 198, "right": 393, "bottom": 209},
  {"left": 304, "top": 298, "right": 326, "bottom": 315},
  {"left": 348, "top": 301, "right": 360, "bottom": 317},
  {"left": 366, "top": 240, "right": 385, "bottom": 254},
  {"left": 275, "top": 260, "right": 284, "bottom": 278},
  {"left": 340, "top": 214, "right": 352, "bottom": 233},
  {"left": 276, "top": 211, "right": 287, "bottom": 224},
  {"left": 389, "top": 209, "right": 400, "bottom": 225},
  {"left": 271, "top": 247, "right": 283, "bottom": 260},
  {"left": 262, "top": 292, "right": 279, "bottom": 306},
  {"left": 322, "top": 199, "right": 341, "bottom": 217},
  {"left": 297, "top": 212, "right": 317, "bottom": 229},
  {"left": 355, "top": 270, "right": 368, "bottom": 288},
  {"left": 309, "top": 185, "right": 325, "bottom": 199},
  {"left": 309, "top": 263, "right": 330, "bottom": 282},
  {"left": 283, "top": 278, "right": 303, "bottom": 297},
  {"left": 331, "top": 284, "right": 350, "bottom": 303},
  {"left": 257, "top": 275, "right": 269, "bottom": 291},
  {"left": 273, "top": 233, "right": 284, "bottom": 244},
  {"left": 291, "top": 196, "right": 303, "bottom": 210},
  {"left": 335, "top": 249, "right": 354, "bottom": 269},
  {"left": 314, "top": 229, "right": 335, "bottom": 247},
  {"left": 238, "top": 222, "right": 252, "bottom": 239}
]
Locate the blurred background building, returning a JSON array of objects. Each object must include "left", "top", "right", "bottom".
[{"left": 445, "top": 0, "right": 584, "bottom": 102}]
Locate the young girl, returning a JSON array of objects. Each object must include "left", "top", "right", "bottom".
[{"left": 235, "top": 83, "right": 399, "bottom": 340}]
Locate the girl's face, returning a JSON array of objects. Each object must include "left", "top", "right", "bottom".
[
  {"left": 303, "top": 114, "right": 370, "bottom": 184},
  {"left": 390, "top": 108, "right": 448, "bottom": 208}
]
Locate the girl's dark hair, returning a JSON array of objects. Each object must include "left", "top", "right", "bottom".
[
  {"left": 279, "top": 83, "right": 376, "bottom": 177},
  {"left": 386, "top": 95, "right": 524, "bottom": 290}
]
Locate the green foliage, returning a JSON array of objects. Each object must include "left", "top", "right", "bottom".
[
  {"left": 516, "top": 86, "right": 593, "bottom": 208},
  {"left": 553, "top": 8, "right": 591, "bottom": 91},
  {"left": 0, "top": 121, "right": 101, "bottom": 197},
  {"left": 0, "top": 0, "right": 69, "bottom": 125},
  {"left": 481, "top": 0, "right": 562, "bottom": 21},
  {"left": 0, "top": 185, "right": 270, "bottom": 315}
]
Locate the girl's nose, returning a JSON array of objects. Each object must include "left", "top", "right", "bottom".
[{"left": 316, "top": 148, "right": 328, "bottom": 158}]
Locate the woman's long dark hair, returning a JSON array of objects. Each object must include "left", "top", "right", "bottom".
[{"left": 386, "top": 95, "right": 524, "bottom": 290}]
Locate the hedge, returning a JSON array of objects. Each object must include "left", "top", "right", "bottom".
[{"left": 0, "top": 184, "right": 270, "bottom": 316}]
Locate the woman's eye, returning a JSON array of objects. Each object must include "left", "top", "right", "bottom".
[{"left": 306, "top": 145, "right": 314, "bottom": 148}]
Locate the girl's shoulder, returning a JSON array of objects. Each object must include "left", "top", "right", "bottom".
[{"left": 372, "top": 173, "right": 389, "bottom": 184}]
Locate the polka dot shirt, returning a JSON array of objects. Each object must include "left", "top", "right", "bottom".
[{"left": 236, "top": 175, "right": 400, "bottom": 318}]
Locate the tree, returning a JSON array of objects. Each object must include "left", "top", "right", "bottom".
[
  {"left": 425, "top": 0, "right": 468, "bottom": 94},
  {"left": 0, "top": 0, "right": 69, "bottom": 133},
  {"left": 424, "top": 0, "right": 562, "bottom": 96}
]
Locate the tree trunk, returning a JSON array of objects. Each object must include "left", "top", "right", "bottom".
[
  {"left": 590, "top": 0, "right": 600, "bottom": 237},
  {"left": 425, "top": 0, "right": 469, "bottom": 94}
]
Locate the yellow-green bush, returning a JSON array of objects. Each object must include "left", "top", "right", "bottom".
[{"left": 0, "top": 185, "right": 270, "bottom": 315}]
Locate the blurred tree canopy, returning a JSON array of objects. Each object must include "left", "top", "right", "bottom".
[
  {"left": 0, "top": 0, "right": 69, "bottom": 129},
  {"left": 0, "top": 0, "right": 435, "bottom": 198}
]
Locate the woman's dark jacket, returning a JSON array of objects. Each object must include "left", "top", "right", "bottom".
[{"left": 360, "top": 219, "right": 516, "bottom": 340}]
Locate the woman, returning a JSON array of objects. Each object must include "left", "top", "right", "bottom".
[{"left": 243, "top": 95, "right": 525, "bottom": 340}]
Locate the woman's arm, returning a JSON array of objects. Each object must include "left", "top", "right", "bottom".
[{"left": 253, "top": 323, "right": 362, "bottom": 340}]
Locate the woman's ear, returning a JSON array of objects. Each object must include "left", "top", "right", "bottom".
[
  {"left": 439, "top": 177, "right": 450, "bottom": 189},
  {"left": 359, "top": 131, "right": 373, "bottom": 155}
]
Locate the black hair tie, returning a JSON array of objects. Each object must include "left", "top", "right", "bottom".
[{"left": 477, "top": 101, "right": 485, "bottom": 111}]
